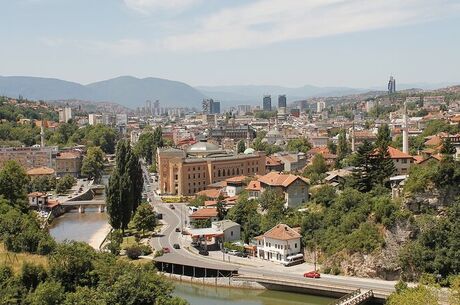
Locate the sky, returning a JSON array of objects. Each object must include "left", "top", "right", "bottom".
[{"left": 1, "top": 0, "right": 460, "bottom": 88}]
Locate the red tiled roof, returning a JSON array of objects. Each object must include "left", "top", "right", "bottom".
[
  {"left": 225, "top": 175, "right": 247, "bottom": 183},
  {"left": 27, "top": 167, "right": 55, "bottom": 176},
  {"left": 57, "top": 151, "right": 81, "bottom": 159},
  {"left": 373, "top": 146, "right": 414, "bottom": 159},
  {"left": 263, "top": 224, "right": 301, "bottom": 241},
  {"left": 190, "top": 208, "right": 218, "bottom": 219},
  {"left": 266, "top": 156, "right": 282, "bottom": 166},
  {"left": 258, "top": 172, "right": 308, "bottom": 188},
  {"left": 196, "top": 189, "right": 222, "bottom": 199},
  {"left": 204, "top": 200, "right": 218, "bottom": 207},
  {"left": 246, "top": 180, "right": 261, "bottom": 191}
]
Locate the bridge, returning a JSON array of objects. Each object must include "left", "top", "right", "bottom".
[
  {"left": 329, "top": 289, "right": 374, "bottom": 305},
  {"left": 234, "top": 275, "right": 383, "bottom": 303},
  {"left": 62, "top": 200, "right": 106, "bottom": 213}
]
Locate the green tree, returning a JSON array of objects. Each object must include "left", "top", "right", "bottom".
[
  {"left": 350, "top": 140, "right": 375, "bottom": 192},
  {"left": 440, "top": 137, "right": 456, "bottom": 155},
  {"left": 387, "top": 285, "right": 438, "bottom": 305},
  {"left": 25, "top": 281, "right": 65, "bottom": 305},
  {"left": 153, "top": 126, "right": 164, "bottom": 148},
  {"left": 226, "top": 193, "right": 261, "bottom": 243},
  {"left": 55, "top": 175, "right": 76, "bottom": 194},
  {"left": 64, "top": 287, "right": 107, "bottom": 305},
  {"left": 20, "top": 263, "right": 47, "bottom": 291},
  {"left": 81, "top": 147, "right": 105, "bottom": 183},
  {"left": 131, "top": 203, "right": 157, "bottom": 236},
  {"left": 304, "top": 154, "right": 328, "bottom": 184},
  {"left": 84, "top": 124, "right": 118, "bottom": 154},
  {"left": 0, "top": 160, "right": 29, "bottom": 210},
  {"left": 106, "top": 140, "right": 143, "bottom": 232},
  {"left": 134, "top": 132, "right": 155, "bottom": 164},
  {"left": 237, "top": 140, "right": 246, "bottom": 154},
  {"left": 372, "top": 124, "right": 396, "bottom": 185},
  {"left": 287, "top": 137, "right": 312, "bottom": 154},
  {"left": 49, "top": 241, "right": 96, "bottom": 292}
]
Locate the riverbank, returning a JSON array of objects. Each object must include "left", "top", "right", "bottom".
[{"left": 87, "top": 222, "right": 112, "bottom": 249}]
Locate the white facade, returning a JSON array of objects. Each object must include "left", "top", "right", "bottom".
[{"left": 257, "top": 236, "right": 301, "bottom": 263}]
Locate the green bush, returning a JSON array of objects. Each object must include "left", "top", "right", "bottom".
[
  {"left": 139, "top": 244, "right": 152, "bottom": 256},
  {"left": 125, "top": 245, "right": 142, "bottom": 259}
]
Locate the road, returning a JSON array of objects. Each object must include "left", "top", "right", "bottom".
[{"left": 142, "top": 164, "right": 396, "bottom": 296}]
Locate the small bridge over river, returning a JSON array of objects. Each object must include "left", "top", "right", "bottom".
[{"left": 62, "top": 200, "right": 106, "bottom": 213}]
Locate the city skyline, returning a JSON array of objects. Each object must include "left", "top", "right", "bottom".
[{"left": 1, "top": 0, "right": 460, "bottom": 88}]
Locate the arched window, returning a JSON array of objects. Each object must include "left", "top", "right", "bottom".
[{"left": 218, "top": 169, "right": 221, "bottom": 177}]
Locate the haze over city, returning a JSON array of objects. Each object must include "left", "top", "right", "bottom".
[{"left": 1, "top": 0, "right": 460, "bottom": 87}]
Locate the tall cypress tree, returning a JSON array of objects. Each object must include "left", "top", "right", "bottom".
[
  {"left": 106, "top": 139, "right": 143, "bottom": 233},
  {"left": 372, "top": 124, "right": 396, "bottom": 185},
  {"left": 350, "top": 140, "right": 374, "bottom": 192}
]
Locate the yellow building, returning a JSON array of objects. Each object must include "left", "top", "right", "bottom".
[{"left": 157, "top": 141, "right": 266, "bottom": 196}]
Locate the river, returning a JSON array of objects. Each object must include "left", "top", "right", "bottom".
[
  {"left": 49, "top": 208, "right": 111, "bottom": 249},
  {"left": 174, "top": 282, "right": 333, "bottom": 305}
]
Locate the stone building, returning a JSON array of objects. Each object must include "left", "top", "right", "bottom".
[{"left": 157, "top": 141, "right": 265, "bottom": 196}]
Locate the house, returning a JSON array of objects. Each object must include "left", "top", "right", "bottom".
[
  {"left": 211, "top": 220, "right": 241, "bottom": 242},
  {"left": 224, "top": 176, "right": 247, "bottom": 197},
  {"left": 258, "top": 172, "right": 309, "bottom": 208},
  {"left": 266, "top": 155, "right": 284, "bottom": 172},
  {"left": 28, "top": 192, "right": 49, "bottom": 208},
  {"left": 189, "top": 208, "right": 219, "bottom": 228},
  {"left": 386, "top": 146, "right": 416, "bottom": 175},
  {"left": 324, "top": 168, "right": 353, "bottom": 187},
  {"left": 273, "top": 152, "right": 307, "bottom": 172},
  {"left": 246, "top": 180, "right": 261, "bottom": 200},
  {"left": 55, "top": 150, "right": 82, "bottom": 178},
  {"left": 256, "top": 224, "right": 302, "bottom": 265}
]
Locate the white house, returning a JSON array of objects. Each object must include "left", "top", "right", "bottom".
[
  {"left": 256, "top": 224, "right": 302, "bottom": 265},
  {"left": 212, "top": 220, "right": 241, "bottom": 242}
]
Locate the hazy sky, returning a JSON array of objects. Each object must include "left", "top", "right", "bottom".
[{"left": 1, "top": 0, "right": 460, "bottom": 88}]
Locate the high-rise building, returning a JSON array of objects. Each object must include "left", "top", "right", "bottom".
[
  {"left": 116, "top": 113, "right": 128, "bottom": 126},
  {"left": 211, "top": 101, "right": 220, "bottom": 114},
  {"left": 263, "top": 95, "right": 272, "bottom": 111},
  {"left": 316, "top": 101, "right": 326, "bottom": 113},
  {"left": 202, "top": 99, "right": 220, "bottom": 114},
  {"left": 58, "top": 107, "right": 72, "bottom": 123},
  {"left": 278, "top": 95, "right": 287, "bottom": 108},
  {"left": 153, "top": 100, "right": 160, "bottom": 116},
  {"left": 388, "top": 76, "right": 396, "bottom": 94},
  {"left": 237, "top": 105, "right": 252, "bottom": 115}
]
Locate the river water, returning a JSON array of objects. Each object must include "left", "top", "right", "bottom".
[
  {"left": 174, "top": 282, "right": 333, "bottom": 305},
  {"left": 49, "top": 208, "right": 110, "bottom": 248}
]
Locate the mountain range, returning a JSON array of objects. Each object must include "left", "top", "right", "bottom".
[{"left": 0, "top": 75, "right": 457, "bottom": 110}]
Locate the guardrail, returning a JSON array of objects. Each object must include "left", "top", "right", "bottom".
[
  {"left": 329, "top": 289, "right": 362, "bottom": 305},
  {"left": 329, "top": 289, "right": 374, "bottom": 305}
]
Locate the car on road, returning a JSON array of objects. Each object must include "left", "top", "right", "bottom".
[
  {"left": 227, "top": 250, "right": 239, "bottom": 256},
  {"left": 169, "top": 204, "right": 175, "bottom": 209},
  {"left": 67, "top": 195, "right": 72, "bottom": 198},
  {"left": 199, "top": 249, "right": 209, "bottom": 256},
  {"left": 235, "top": 251, "right": 248, "bottom": 258},
  {"left": 175, "top": 227, "right": 181, "bottom": 232},
  {"left": 162, "top": 247, "right": 170, "bottom": 253},
  {"left": 303, "top": 271, "right": 321, "bottom": 278},
  {"left": 173, "top": 243, "right": 180, "bottom": 249}
]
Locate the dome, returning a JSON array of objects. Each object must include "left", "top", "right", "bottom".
[
  {"left": 187, "top": 141, "right": 220, "bottom": 153},
  {"left": 244, "top": 148, "right": 255, "bottom": 154}
]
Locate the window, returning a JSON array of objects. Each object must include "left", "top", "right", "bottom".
[
  {"left": 231, "top": 231, "right": 233, "bottom": 236},
  {"left": 401, "top": 159, "right": 407, "bottom": 164},
  {"left": 294, "top": 243, "right": 297, "bottom": 248}
]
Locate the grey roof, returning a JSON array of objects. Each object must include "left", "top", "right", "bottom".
[{"left": 187, "top": 142, "right": 220, "bottom": 153}]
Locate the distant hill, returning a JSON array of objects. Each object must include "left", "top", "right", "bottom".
[
  {"left": 0, "top": 75, "right": 206, "bottom": 109},
  {"left": 197, "top": 85, "right": 367, "bottom": 106}
]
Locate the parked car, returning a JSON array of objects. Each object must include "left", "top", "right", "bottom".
[
  {"left": 303, "top": 271, "right": 321, "bottom": 278},
  {"left": 162, "top": 247, "right": 170, "bottom": 253},
  {"left": 169, "top": 204, "right": 175, "bottom": 210},
  {"left": 235, "top": 251, "right": 248, "bottom": 258},
  {"left": 175, "top": 227, "right": 181, "bottom": 232},
  {"left": 227, "top": 250, "right": 239, "bottom": 256},
  {"left": 173, "top": 243, "right": 180, "bottom": 249}
]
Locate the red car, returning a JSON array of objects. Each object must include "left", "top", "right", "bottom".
[
  {"left": 162, "top": 247, "right": 170, "bottom": 253},
  {"left": 304, "top": 271, "right": 321, "bottom": 278}
]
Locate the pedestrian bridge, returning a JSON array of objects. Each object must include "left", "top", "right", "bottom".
[{"left": 329, "top": 289, "right": 373, "bottom": 305}]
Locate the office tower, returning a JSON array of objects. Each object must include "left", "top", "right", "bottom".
[
  {"left": 263, "top": 95, "right": 272, "bottom": 111},
  {"left": 211, "top": 101, "right": 220, "bottom": 114},
  {"left": 237, "top": 105, "right": 251, "bottom": 115},
  {"left": 202, "top": 99, "right": 220, "bottom": 114},
  {"left": 388, "top": 76, "right": 396, "bottom": 94},
  {"left": 116, "top": 113, "right": 128, "bottom": 126},
  {"left": 278, "top": 95, "right": 287, "bottom": 108},
  {"left": 153, "top": 100, "right": 160, "bottom": 116}
]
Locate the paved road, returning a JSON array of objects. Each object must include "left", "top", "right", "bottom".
[{"left": 143, "top": 165, "right": 396, "bottom": 295}]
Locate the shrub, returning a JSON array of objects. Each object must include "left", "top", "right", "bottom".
[
  {"left": 139, "top": 244, "right": 152, "bottom": 256},
  {"left": 125, "top": 245, "right": 142, "bottom": 260}
]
